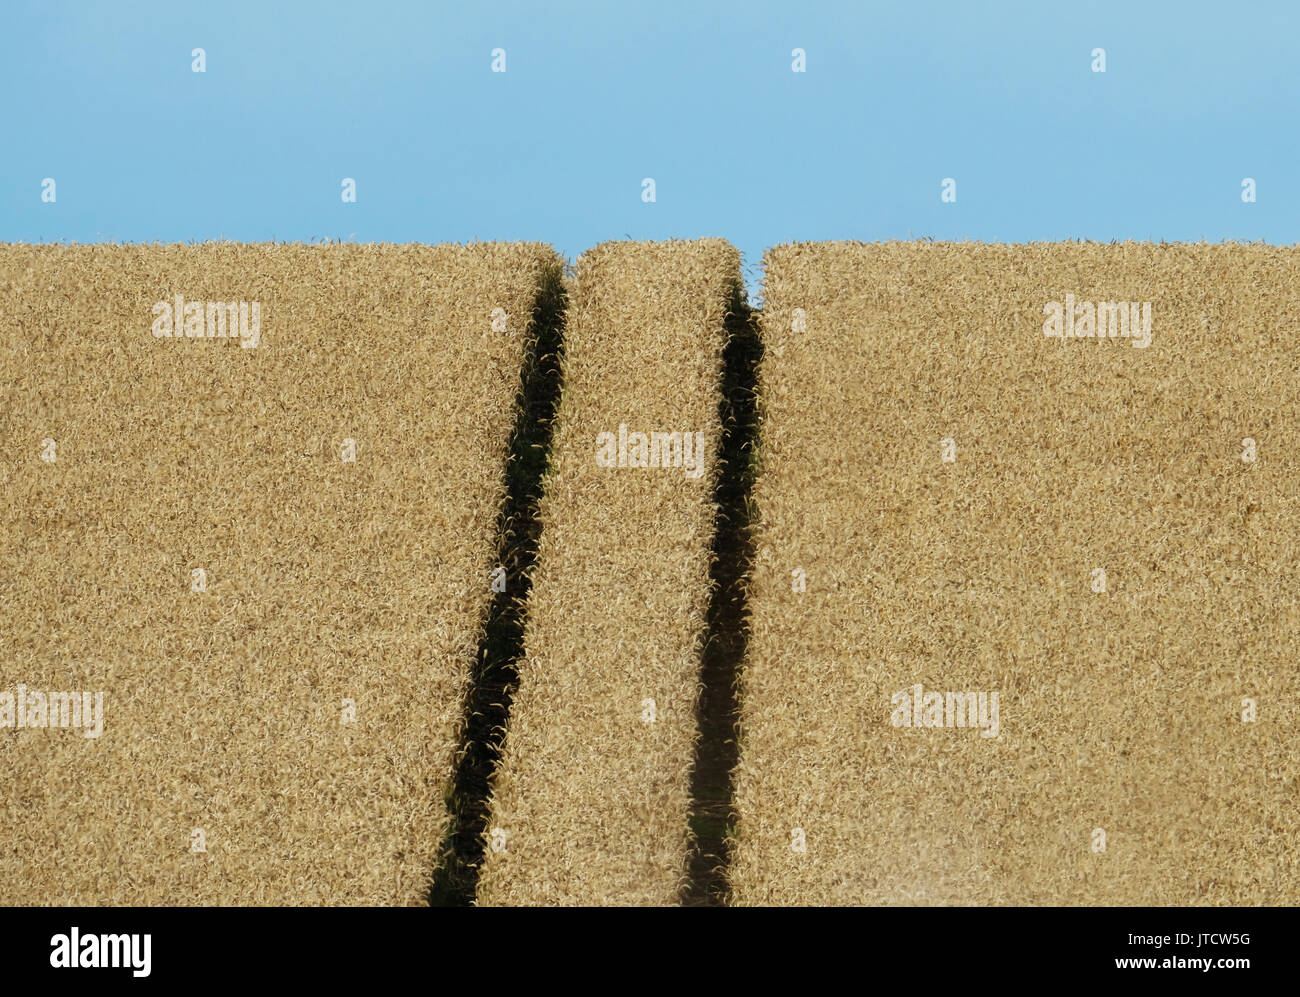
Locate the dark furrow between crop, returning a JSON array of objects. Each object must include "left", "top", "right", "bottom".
[
  {"left": 682, "top": 286, "right": 761, "bottom": 906},
  {"left": 428, "top": 266, "right": 567, "bottom": 906}
]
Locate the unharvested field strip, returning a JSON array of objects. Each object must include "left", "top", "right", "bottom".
[
  {"left": 0, "top": 242, "right": 561, "bottom": 905},
  {"left": 476, "top": 239, "right": 740, "bottom": 905},
  {"left": 731, "top": 242, "right": 1300, "bottom": 905}
]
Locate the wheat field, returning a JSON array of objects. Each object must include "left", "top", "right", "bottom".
[
  {"left": 476, "top": 239, "right": 740, "bottom": 905},
  {"left": 0, "top": 242, "right": 560, "bottom": 904},
  {"left": 3, "top": 239, "right": 1296, "bottom": 906},
  {"left": 729, "top": 241, "right": 1300, "bottom": 905}
]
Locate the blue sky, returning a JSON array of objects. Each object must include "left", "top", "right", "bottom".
[{"left": 2, "top": 0, "right": 1296, "bottom": 288}]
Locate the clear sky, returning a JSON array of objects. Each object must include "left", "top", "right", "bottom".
[{"left": 3, "top": 0, "right": 1296, "bottom": 291}]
